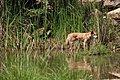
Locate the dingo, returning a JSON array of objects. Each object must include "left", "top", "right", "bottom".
[{"left": 65, "top": 28, "right": 97, "bottom": 50}]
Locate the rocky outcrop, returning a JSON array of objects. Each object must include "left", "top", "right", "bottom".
[
  {"left": 81, "top": 0, "right": 102, "bottom": 3},
  {"left": 104, "top": 0, "right": 120, "bottom": 25},
  {"left": 104, "top": 0, "right": 120, "bottom": 8},
  {"left": 107, "top": 8, "right": 120, "bottom": 19}
]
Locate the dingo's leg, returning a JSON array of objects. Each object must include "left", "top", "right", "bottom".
[
  {"left": 69, "top": 41, "right": 74, "bottom": 52},
  {"left": 83, "top": 42, "right": 86, "bottom": 50},
  {"left": 83, "top": 39, "right": 87, "bottom": 50},
  {"left": 65, "top": 38, "right": 69, "bottom": 45},
  {"left": 88, "top": 42, "right": 90, "bottom": 50}
]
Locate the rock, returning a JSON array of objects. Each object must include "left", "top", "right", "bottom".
[
  {"left": 111, "top": 19, "right": 119, "bottom": 26},
  {"left": 104, "top": 0, "right": 114, "bottom": 7},
  {"left": 104, "top": 0, "right": 120, "bottom": 8},
  {"left": 107, "top": 8, "right": 120, "bottom": 19},
  {"left": 79, "top": 0, "right": 102, "bottom": 3}
]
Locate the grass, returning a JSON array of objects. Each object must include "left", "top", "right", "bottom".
[
  {"left": 1, "top": 48, "right": 119, "bottom": 80},
  {"left": 0, "top": 51, "right": 95, "bottom": 80},
  {"left": 0, "top": 0, "right": 120, "bottom": 80}
]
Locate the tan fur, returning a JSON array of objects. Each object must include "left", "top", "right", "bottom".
[{"left": 65, "top": 29, "right": 97, "bottom": 50}]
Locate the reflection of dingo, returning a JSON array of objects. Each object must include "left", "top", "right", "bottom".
[
  {"left": 66, "top": 58, "right": 98, "bottom": 73},
  {"left": 65, "top": 28, "right": 97, "bottom": 50}
]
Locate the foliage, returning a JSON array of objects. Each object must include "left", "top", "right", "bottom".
[{"left": 0, "top": 0, "right": 120, "bottom": 79}]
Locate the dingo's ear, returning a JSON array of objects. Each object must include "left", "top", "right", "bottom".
[{"left": 91, "top": 31, "right": 94, "bottom": 34}]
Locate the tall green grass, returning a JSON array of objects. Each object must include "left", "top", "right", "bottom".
[
  {"left": 1, "top": 0, "right": 120, "bottom": 80},
  {"left": 0, "top": 51, "right": 97, "bottom": 80},
  {"left": 2, "top": 0, "right": 107, "bottom": 45},
  {"left": 1, "top": 49, "right": 120, "bottom": 80}
]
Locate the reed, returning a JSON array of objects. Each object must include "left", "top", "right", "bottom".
[{"left": 0, "top": 0, "right": 119, "bottom": 80}]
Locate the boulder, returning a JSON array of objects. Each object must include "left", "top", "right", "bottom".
[
  {"left": 78, "top": 0, "right": 102, "bottom": 3},
  {"left": 111, "top": 19, "right": 119, "bottom": 26},
  {"left": 107, "top": 8, "right": 120, "bottom": 19},
  {"left": 104, "top": 0, "right": 120, "bottom": 7}
]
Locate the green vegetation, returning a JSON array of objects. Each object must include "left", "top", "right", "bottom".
[
  {"left": 0, "top": 52, "right": 95, "bottom": 80},
  {"left": 0, "top": 0, "right": 120, "bottom": 79}
]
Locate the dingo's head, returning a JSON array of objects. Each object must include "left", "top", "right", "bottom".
[{"left": 91, "top": 28, "right": 97, "bottom": 39}]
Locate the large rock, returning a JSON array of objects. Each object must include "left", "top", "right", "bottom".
[
  {"left": 104, "top": 0, "right": 120, "bottom": 7},
  {"left": 107, "top": 8, "right": 120, "bottom": 19},
  {"left": 81, "top": 0, "right": 102, "bottom": 3},
  {"left": 111, "top": 19, "right": 119, "bottom": 26}
]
